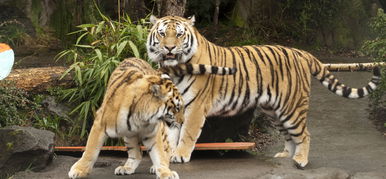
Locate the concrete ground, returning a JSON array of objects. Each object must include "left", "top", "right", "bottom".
[{"left": 13, "top": 71, "right": 386, "bottom": 179}]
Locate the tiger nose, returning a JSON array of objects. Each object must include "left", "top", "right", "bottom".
[{"left": 165, "top": 46, "right": 176, "bottom": 52}]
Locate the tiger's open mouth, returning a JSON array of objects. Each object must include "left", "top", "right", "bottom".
[
  {"left": 163, "top": 53, "right": 178, "bottom": 60},
  {"left": 162, "top": 53, "right": 182, "bottom": 66}
]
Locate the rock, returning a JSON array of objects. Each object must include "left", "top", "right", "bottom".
[
  {"left": 260, "top": 167, "right": 350, "bottom": 179},
  {"left": 0, "top": 126, "right": 55, "bottom": 178},
  {"left": 42, "top": 96, "right": 71, "bottom": 119}
]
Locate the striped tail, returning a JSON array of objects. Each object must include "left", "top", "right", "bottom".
[
  {"left": 160, "top": 63, "right": 237, "bottom": 76},
  {"left": 314, "top": 65, "right": 381, "bottom": 99}
]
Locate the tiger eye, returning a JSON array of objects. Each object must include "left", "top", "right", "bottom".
[{"left": 176, "top": 32, "right": 183, "bottom": 38}]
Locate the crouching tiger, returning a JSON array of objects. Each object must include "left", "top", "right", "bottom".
[
  {"left": 146, "top": 15, "right": 382, "bottom": 168},
  {"left": 68, "top": 57, "right": 236, "bottom": 179}
]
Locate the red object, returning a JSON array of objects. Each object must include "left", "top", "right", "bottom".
[{"left": 55, "top": 142, "right": 255, "bottom": 152}]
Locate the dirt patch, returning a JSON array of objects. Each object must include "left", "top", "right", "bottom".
[{"left": 241, "top": 113, "right": 279, "bottom": 153}]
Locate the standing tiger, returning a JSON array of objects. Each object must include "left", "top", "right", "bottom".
[
  {"left": 146, "top": 15, "right": 382, "bottom": 168},
  {"left": 68, "top": 58, "right": 236, "bottom": 179}
]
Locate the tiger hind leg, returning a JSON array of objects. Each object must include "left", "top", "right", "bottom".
[
  {"left": 274, "top": 125, "right": 295, "bottom": 158},
  {"left": 291, "top": 127, "right": 310, "bottom": 169},
  {"left": 277, "top": 102, "right": 311, "bottom": 168},
  {"left": 114, "top": 136, "right": 142, "bottom": 175}
]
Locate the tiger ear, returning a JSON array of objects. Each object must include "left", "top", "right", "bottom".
[
  {"left": 150, "top": 15, "right": 158, "bottom": 24},
  {"left": 150, "top": 84, "right": 162, "bottom": 98},
  {"left": 187, "top": 15, "right": 195, "bottom": 26}
]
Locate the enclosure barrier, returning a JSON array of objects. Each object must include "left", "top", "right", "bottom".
[
  {"left": 324, "top": 62, "right": 386, "bottom": 72},
  {"left": 54, "top": 142, "right": 256, "bottom": 151}
]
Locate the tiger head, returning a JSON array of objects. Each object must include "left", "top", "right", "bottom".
[
  {"left": 146, "top": 74, "right": 184, "bottom": 127},
  {"left": 147, "top": 15, "right": 197, "bottom": 67}
]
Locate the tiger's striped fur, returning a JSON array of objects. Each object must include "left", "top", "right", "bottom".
[
  {"left": 146, "top": 15, "right": 382, "bottom": 168},
  {"left": 68, "top": 57, "right": 237, "bottom": 179},
  {"left": 161, "top": 63, "right": 237, "bottom": 76}
]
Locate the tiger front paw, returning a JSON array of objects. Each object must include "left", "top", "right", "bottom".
[
  {"left": 114, "top": 166, "right": 135, "bottom": 175},
  {"left": 171, "top": 151, "right": 191, "bottom": 163},
  {"left": 158, "top": 170, "right": 179, "bottom": 179},
  {"left": 292, "top": 154, "right": 308, "bottom": 169},
  {"left": 150, "top": 165, "right": 156, "bottom": 174},
  {"left": 68, "top": 161, "right": 91, "bottom": 179},
  {"left": 274, "top": 150, "right": 291, "bottom": 158}
]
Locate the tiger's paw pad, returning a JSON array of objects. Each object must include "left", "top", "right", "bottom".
[
  {"left": 114, "top": 166, "right": 135, "bottom": 175},
  {"left": 68, "top": 161, "right": 92, "bottom": 179},
  {"left": 292, "top": 155, "right": 308, "bottom": 169},
  {"left": 150, "top": 165, "right": 156, "bottom": 174},
  {"left": 158, "top": 171, "right": 179, "bottom": 179},
  {"left": 171, "top": 154, "right": 190, "bottom": 163},
  {"left": 68, "top": 167, "right": 89, "bottom": 179},
  {"left": 274, "top": 151, "right": 290, "bottom": 158},
  {"left": 294, "top": 162, "right": 306, "bottom": 170}
]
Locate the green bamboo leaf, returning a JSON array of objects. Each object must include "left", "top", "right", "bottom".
[
  {"left": 74, "top": 65, "right": 82, "bottom": 85},
  {"left": 96, "top": 21, "right": 105, "bottom": 34},
  {"left": 117, "top": 41, "right": 128, "bottom": 56},
  {"left": 95, "top": 87, "right": 104, "bottom": 99},
  {"left": 60, "top": 66, "right": 75, "bottom": 80},
  {"left": 73, "top": 52, "right": 78, "bottom": 62},
  {"left": 104, "top": 71, "right": 109, "bottom": 84},
  {"left": 95, "top": 49, "right": 103, "bottom": 61},
  {"left": 128, "top": 40, "right": 140, "bottom": 58},
  {"left": 76, "top": 24, "right": 95, "bottom": 28},
  {"left": 111, "top": 59, "right": 120, "bottom": 64},
  {"left": 93, "top": 0, "right": 109, "bottom": 21},
  {"left": 75, "top": 44, "right": 94, "bottom": 48},
  {"left": 70, "top": 102, "right": 84, "bottom": 115},
  {"left": 109, "top": 43, "right": 116, "bottom": 52},
  {"left": 137, "top": 25, "right": 143, "bottom": 39},
  {"left": 76, "top": 32, "right": 89, "bottom": 45},
  {"left": 67, "top": 29, "right": 85, "bottom": 35},
  {"left": 80, "top": 101, "right": 90, "bottom": 137},
  {"left": 90, "top": 26, "right": 96, "bottom": 35},
  {"left": 54, "top": 50, "right": 71, "bottom": 61},
  {"left": 109, "top": 21, "right": 116, "bottom": 32},
  {"left": 126, "top": 14, "right": 132, "bottom": 24},
  {"left": 119, "top": 28, "right": 128, "bottom": 37}
]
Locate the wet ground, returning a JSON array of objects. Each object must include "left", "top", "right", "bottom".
[{"left": 12, "top": 70, "right": 386, "bottom": 178}]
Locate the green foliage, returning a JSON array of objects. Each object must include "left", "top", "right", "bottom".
[
  {"left": 56, "top": 9, "right": 149, "bottom": 138},
  {"left": 194, "top": 0, "right": 370, "bottom": 50},
  {"left": 250, "top": 0, "right": 348, "bottom": 44},
  {"left": 0, "top": 83, "right": 68, "bottom": 135},
  {"left": 362, "top": 9, "right": 386, "bottom": 63},
  {"left": 50, "top": 0, "right": 102, "bottom": 44},
  {"left": 0, "top": 20, "right": 28, "bottom": 46},
  {"left": 0, "top": 84, "right": 40, "bottom": 127},
  {"left": 362, "top": 9, "right": 386, "bottom": 104},
  {"left": 34, "top": 115, "right": 67, "bottom": 134}
]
